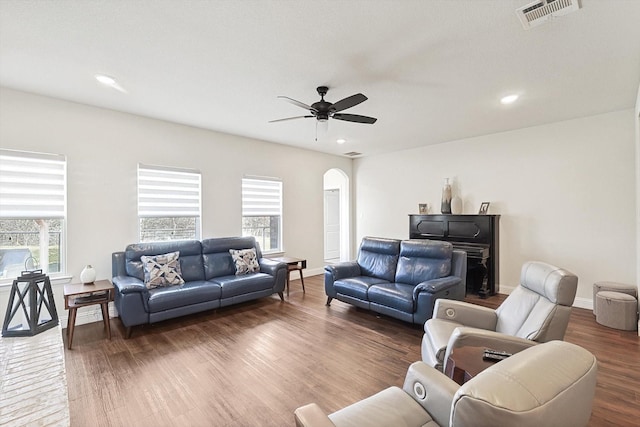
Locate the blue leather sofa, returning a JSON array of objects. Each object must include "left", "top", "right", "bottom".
[
  {"left": 325, "top": 237, "right": 467, "bottom": 325},
  {"left": 111, "top": 236, "right": 287, "bottom": 337}
]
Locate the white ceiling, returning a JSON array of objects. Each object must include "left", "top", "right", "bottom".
[{"left": 1, "top": 0, "right": 639, "bottom": 157}]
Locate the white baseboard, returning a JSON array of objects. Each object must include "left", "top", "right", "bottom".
[
  {"left": 498, "top": 285, "right": 593, "bottom": 310},
  {"left": 301, "top": 267, "right": 324, "bottom": 278}
]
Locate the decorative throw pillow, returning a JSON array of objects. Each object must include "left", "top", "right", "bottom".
[
  {"left": 229, "top": 248, "right": 260, "bottom": 275},
  {"left": 140, "top": 251, "right": 185, "bottom": 289}
]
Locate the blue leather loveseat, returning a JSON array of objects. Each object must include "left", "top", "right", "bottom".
[
  {"left": 112, "top": 236, "right": 287, "bottom": 337},
  {"left": 325, "top": 237, "right": 467, "bottom": 325}
]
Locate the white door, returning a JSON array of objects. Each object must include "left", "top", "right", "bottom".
[{"left": 324, "top": 189, "right": 341, "bottom": 261}]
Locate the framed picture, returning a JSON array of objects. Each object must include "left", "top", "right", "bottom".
[
  {"left": 478, "top": 202, "right": 490, "bottom": 215},
  {"left": 418, "top": 203, "right": 428, "bottom": 214}
]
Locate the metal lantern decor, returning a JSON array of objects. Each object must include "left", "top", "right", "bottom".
[{"left": 2, "top": 269, "right": 59, "bottom": 337}]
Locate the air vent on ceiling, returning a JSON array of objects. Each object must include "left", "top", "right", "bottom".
[
  {"left": 343, "top": 151, "right": 362, "bottom": 157},
  {"left": 516, "top": 0, "right": 580, "bottom": 29}
]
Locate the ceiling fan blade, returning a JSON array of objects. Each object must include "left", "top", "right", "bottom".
[
  {"left": 332, "top": 113, "right": 377, "bottom": 124},
  {"left": 277, "top": 96, "right": 318, "bottom": 113},
  {"left": 331, "top": 93, "right": 367, "bottom": 113},
  {"left": 269, "top": 115, "right": 314, "bottom": 123}
]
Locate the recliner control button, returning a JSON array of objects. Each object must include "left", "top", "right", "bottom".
[{"left": 413, "top": 382, "right": 426, "bottom": 400}]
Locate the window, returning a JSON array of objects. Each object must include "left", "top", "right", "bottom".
[
  {"left": 242, "top": 177, "right": 282, "bottom": 253},
  {"left": 0, "top": 149, "right": 66, "bottom": 280},
  {"left": 137, "top": 164, "right": 201, "bottom": 242}
]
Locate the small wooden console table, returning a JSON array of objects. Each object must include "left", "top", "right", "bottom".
[
  {"left": 444, "top": 346, "right": 499, "bottom": 385},
  {"left": 271, "top": 256, "right": 306, "bottom": 296},
  {"left": 63, "top": 279, "right": 114, "bottom": 349}
]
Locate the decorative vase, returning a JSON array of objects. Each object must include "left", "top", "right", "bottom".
[
  {"left": 80, "top": 265, "right": 96, "bottom": 284},
  {"left": 441, "top": 178, "right": 452, "bottom": 214}
]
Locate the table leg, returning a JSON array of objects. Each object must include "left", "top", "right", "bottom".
[
  {"left": 67, "top": 307, "right": 77, "bottom": 349},
  {"left": 100, "top": 302, "right": 111, "bottom": 340},
  {"left": 286, "top": 269, "right": 291, "bottom": 297},
  {"left": 298, "top": 268, "right": 305, "bottom": 293},
  {"left": 66, "top": 304, "right": 71, "bottom": 339}
]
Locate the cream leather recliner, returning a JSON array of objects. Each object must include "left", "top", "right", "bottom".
[
  {"left": 294, "top": 341, "right": 597, "bottom": 427},
  {"left": 422, "top": 261, "right": 578, "bottom": 371}
]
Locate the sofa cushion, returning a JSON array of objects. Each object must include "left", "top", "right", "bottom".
[
  {"left": 125, "top": 240, "right": 204, "bottom": 282},
  {"left": 141, "top": 251, "right": 185, "bottom": 289},
  {"left": 368, "top": 283, "right": 415, "bottom": 313},
  {"left": 213, "top": 273, "right": 274, "bottom": 298},
  {"left": 329, "top": 386, "right": 433, "bottom": 427},
  {"left": 147, "top": 280, "right": 222, "bottom": 313},
  {"left": 395, "top": 240, "right": 452, "bottom": 286},
  {"left": 334, "top": 276, "right": 390, "bottom": 300},
  {"left": 357, "top": 237, "right": 401, "bottom": 282},
  {"left": 230, "top": 248, "right": 260, "bottom": 275},
  {"left": 202, "top": 236, "right": 262, "bottom": 279}
]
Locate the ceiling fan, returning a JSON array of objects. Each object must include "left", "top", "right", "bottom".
[{"left": 270, "top": 86, "right": 377, "bottom": 125}]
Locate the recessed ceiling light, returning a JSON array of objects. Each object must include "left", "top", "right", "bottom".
[
  {"left": 336, "top": 138, "right": 346, "bottom": 144},
  {"left": 500, "top": 94, "right": 519, "bottom": 105},
  {"left": 95, "top": 74, "right": 127, "bottom": 93}
]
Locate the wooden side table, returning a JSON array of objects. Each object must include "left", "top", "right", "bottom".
[
  {"left": 444, "top": 346, "right": 499, "bottom": 385},
  {"left": 271, "top": 256, "right": 306, "bottom": 296},
  {"left": 63, "top": 279, "right": 114, "bottom": 349}
]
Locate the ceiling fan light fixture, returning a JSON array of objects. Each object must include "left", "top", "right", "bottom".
[
  {"left": 271, "top": 86, "right": 377, "bottom": 128},
  {"left": 336, "top": 138, "right": 346, "bottom": 144}
]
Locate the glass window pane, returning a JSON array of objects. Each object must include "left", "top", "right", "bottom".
[
  {"left": 139, "top": 217, "right": 198, "bottom": 242},
  {"left": 241, "top": 178, "right": 282, "bottom": 253},
  {"left": 137, "top": 164, "right": 201, "bottom": 242},
  {"left": 0, "top": 219, "right": 62, "bottom": 279},
  {"left": 242, "top": 215, "right": 280, "bottom": 252}
]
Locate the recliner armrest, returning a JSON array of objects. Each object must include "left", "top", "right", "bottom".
[
  {"left": 294, "top": 403, "right": 337, "bottom": 427},
  {"left": 432, "top": 299, "right": 498, "bottom": 330},
  {"left": 443, "top": 327, "right": 538, "bottom": 372},
  {"left": 324, "top": 262, "right": 361, "bottom": 281},
  {"left": 259, "top": 258, "right": 286, "bottom": 276},
  {"left": 402, "top": 361, "right": 457, "bottom": 427},
  {"left": 413, "top": 276, "right": 462, "bottom": 300},
  {"left": 112, "top": 275, "right": 147, "bottom": 294}
]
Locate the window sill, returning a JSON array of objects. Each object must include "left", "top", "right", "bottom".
[
  {"left": 0, "top": 274, "right": 73, "bottom": 289},
  {"left": 264, "top": 251, "right": 285, "bottom": 258}
]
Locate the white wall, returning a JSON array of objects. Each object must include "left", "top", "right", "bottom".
[
  {"left": 354, "top": 110, "right": 637, "bottom": 308},
  {"left": 0, "top": 88, "right": 351, "bottom": 325},
  {"left": 635, "top": 84, "right": 640, "bottom": 334}
]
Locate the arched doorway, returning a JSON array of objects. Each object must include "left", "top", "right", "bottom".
[{"left": 323, "top": 168, "right": 350, "bottom": 262}]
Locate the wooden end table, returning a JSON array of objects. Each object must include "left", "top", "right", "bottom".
[
  {"left": 444, "top": 346, "right": 501, "bottom": 385},
  {"left": 63, "top": 279, "right": 114, "bottom": 349},
  {"left": 271, "top": 256, "right": 306, "bottom": 296}
]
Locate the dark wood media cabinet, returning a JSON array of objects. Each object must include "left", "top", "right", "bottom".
[{"left": 409, "top": 214, "right": 500, "bottom": 297}]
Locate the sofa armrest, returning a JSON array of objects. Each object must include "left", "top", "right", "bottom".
[
  {"left": 259, "top": 258, "right": 286, "bottom": 276},
  {"left": 112, "top": 251, "right": 127, "bottom": 277},
  {"left": 413, "top": 276, "right": 462, "bottom": 301},
  {"left": 324, "top": 262, "right": 361, "bottom": 281},
  {"left": 402, "top": 361, "right": 457, "bottom": 427},
  {"left": 294, "top": 404, "right": 337, "bottom": 427},
  {"left": 433, "top": 299, "right": 498, "bottom": 330},
  {"left": 112, "top": 275, "right": 147, "bottom": 295},
  {"left": 443, "top": 327, "right": 539, "bottom": 372}
]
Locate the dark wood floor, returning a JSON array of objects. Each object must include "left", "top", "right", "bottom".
[{"left": 63, "top": 275, "right": 640, "bottom": 426}]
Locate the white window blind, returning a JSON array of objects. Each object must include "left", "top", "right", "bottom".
[
  {"left": 138, "top": 164, "right": 201, "bottom": 218},
  {"left": 242, "top": 178, "right": 282, "bottom": 216},
  {"left": 0, "top": 149, "right": 66, "bottom": 219}
]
